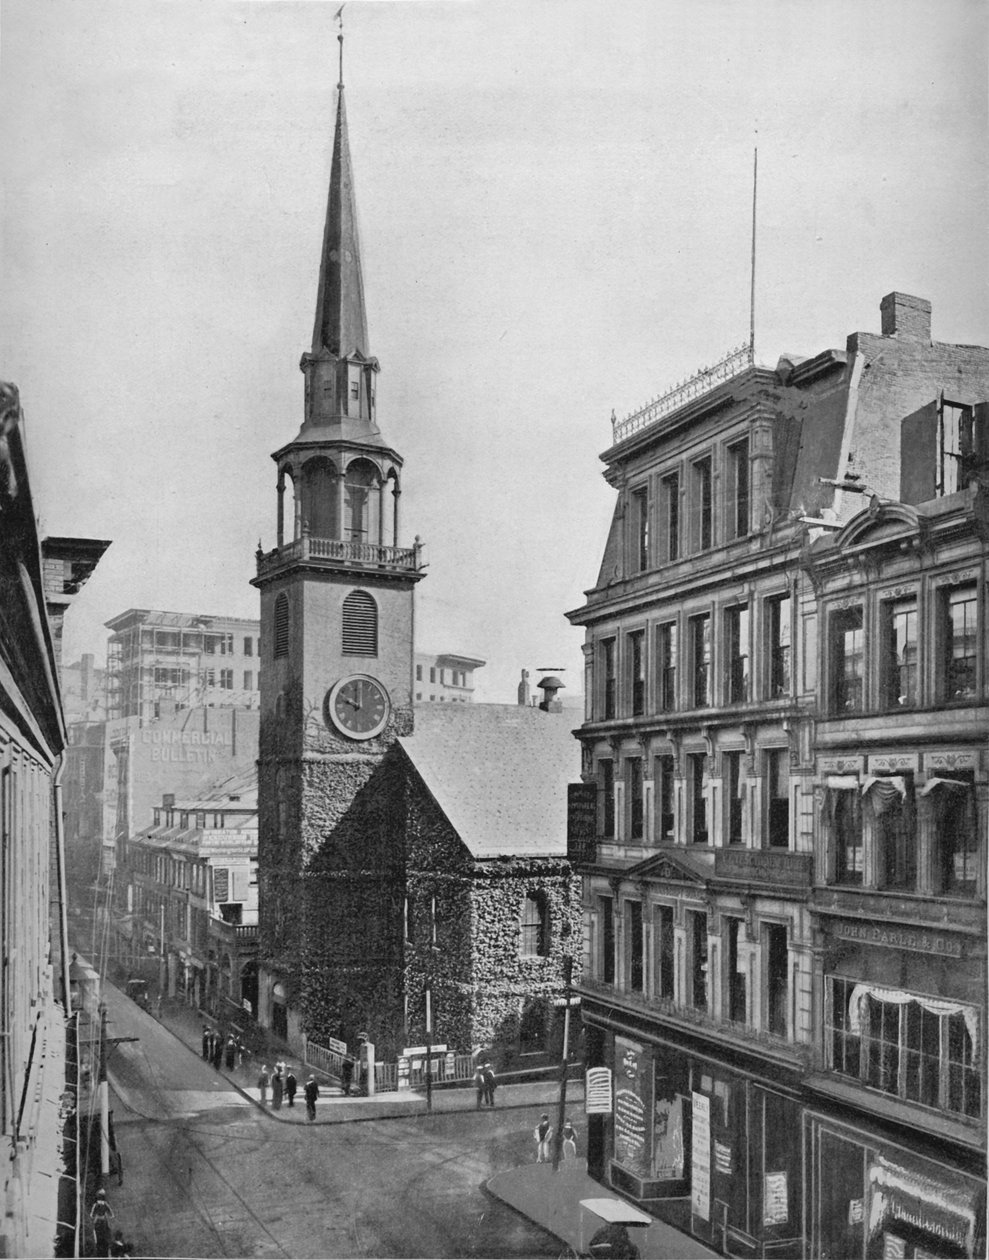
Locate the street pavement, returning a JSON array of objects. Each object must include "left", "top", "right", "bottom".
[{"left": 98, "top": 981, "right": 714, "bottom": 1258}]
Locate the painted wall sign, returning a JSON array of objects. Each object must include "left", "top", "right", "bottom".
[
  {"left": 691, "top": 1092, "right": 711, "bottom": 1222},
  {"left": 830, "top": 919, "right": 963, "bottom": 958},
  {"left": 585, "top": 1066, "right": 613, "bottom": 1115},
  {"left": 613, "top": 1037, "right": 652, "bottom": 1180}
]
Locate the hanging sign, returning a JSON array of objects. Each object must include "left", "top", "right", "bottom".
[
  {"left": 763, "top": 1171, "right": 789, "bottom": 1226},
  {"left": 585, "top": 1066, "right": 613, "bottom": 1114},
  {"left": 691, "top": 1092, "right": 711, "bottom": 1222}
]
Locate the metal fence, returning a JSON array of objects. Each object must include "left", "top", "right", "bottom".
[{"left": 304, "top": 1039, "right": 476, "bottom": 1093}]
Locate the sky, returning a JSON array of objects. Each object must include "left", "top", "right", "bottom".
[{"left": 2, "top": 0, "right": 986, "bottom": 705}]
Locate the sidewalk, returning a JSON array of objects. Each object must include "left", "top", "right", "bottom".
[
  {"left": 485, "top": 1161, "right": 719, "bottom": 1260},
  {"left": 133, "top": 994, "right": 585, "bottom": 1124}
]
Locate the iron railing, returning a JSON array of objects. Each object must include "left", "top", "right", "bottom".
[
  {"left": 613, "top": 342, "right": 754, "bottom": 445},
  {"left": 256, "top": 535, "right": 423, "bottom": 578}
]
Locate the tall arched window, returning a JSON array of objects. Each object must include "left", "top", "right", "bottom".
[
  {"left": 273, "top": 593, "right": 289, "bottom": 658},
  {"left": 342, "top": 590, "right": 378, "bottom": 656},
  {"left": 301, "top": 457, "right": 338, "bottom": 538},
  {"left": 344, "top": 460, "right": 378, "bottom": 543},
  {"left": 521, "top": 892, "right": 550, "bottom": 957}
]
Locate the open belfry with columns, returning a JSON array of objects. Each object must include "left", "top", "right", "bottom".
[{"left": 251, "top": 34, "right": 426, "bottom": 1050}]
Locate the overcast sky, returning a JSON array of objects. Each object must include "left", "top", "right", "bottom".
[{"left": 3, "top": 0, "right": 986, "bottom": 704}]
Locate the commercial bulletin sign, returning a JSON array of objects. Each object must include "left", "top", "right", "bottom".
[
  {"left": 585, "top": 1067, "right": 613, "bottom": 1114},
  {"left": 613, "top": 1037, "right": 652, "bottom": 1180},
  {"left": 691, "top": 1092, "right": 711, "bottom": 1222}
]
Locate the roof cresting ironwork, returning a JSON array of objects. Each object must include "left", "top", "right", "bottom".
[{"left": 611, "top": 340, "right": 754, "bottom": 445}]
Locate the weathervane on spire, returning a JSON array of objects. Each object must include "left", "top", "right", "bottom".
[{"left": 334, "top": 4, "right": 346, "bottom": 88}]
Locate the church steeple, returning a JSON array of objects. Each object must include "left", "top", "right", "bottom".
[{"left": 298, "top": 23, "right": 382, "bottom": 446}]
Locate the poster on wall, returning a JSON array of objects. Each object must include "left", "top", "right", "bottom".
[
  {"left": 652, "top": 1094, "right": 685, "bottom": 1180},
  {"left": 691, "top": 1092, "right": 711, "bottom": 1222},
  {"left": 585, "top": 1067, "right": 613, "bottom": 1114},
  {"left": 763, "top": 1171, "right": 789, "bottom": 1226},
  {"left": 613, "top": 1037, "right": 653, "bottom": 1180}
]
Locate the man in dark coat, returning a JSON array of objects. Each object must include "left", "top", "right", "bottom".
[
  {"left": 285, "top": 1068, "right": 297, "bottom": 1106},
  {"left": 201, "top": 1026, "right": 211, "bottom": 1060},
  {"left": 340, "top": 1056, "right": 354, "bottom": 1097},
  {"left": 211, "top": 1031, "right": 224, "bottom": 1069},
  {"left": 304, "top": 1074, "right": 319, "bottom": 1121},
  {"left": 482, "top": 1062, "right": 497, "bottom": 1107}
]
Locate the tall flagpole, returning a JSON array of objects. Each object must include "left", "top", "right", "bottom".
[{"left": 750, "top": 145, "right": 758, "bottom": 362}]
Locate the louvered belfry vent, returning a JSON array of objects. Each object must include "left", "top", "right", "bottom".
[
  {"left": 342, "top": 590, "right": 378, "bottom": 656},
  {"left": 273, "top": 593, "right": 289, "bottom": 658}
]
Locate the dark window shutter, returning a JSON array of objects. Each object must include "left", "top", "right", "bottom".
[
  {"left": 342, "top": 590, "right": 378, "bottom": 656},
  {"left": 273, "top": 594, "right": 289, "bottom": 658}
]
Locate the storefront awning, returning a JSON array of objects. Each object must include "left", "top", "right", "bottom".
[{"left": 869, "top": 1152, "right": 981, "bottom": 1256}]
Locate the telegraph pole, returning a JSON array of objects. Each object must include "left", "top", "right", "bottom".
[
  {"left": 99, "top": 1005, "right": 109, "bottom": 1178},
  {"left": 552, "top": 956, "right": 574, "bottom": 1172},
  {"left": 424, "top": 985, "right": 433, "bottom": 1114}
]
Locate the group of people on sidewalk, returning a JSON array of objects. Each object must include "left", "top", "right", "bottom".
[
  {"left": 255, "top": 1059, "right": 322, "bottom": 1120},
  {"left": 88, "top": 1189, "right": 135, "bottom": 1258},
  {"left": 201, "top": 1024, "right": 246, "bottom": 1073},
  {"left": 534, "top": 1113, "right": 578, "bottom": 1163},
  {"left": 472, "top": 1061, "right": 498, "bottom": 1108}
]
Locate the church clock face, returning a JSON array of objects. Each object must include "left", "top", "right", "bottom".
[{"left": 325, "top": 674, "right": 390, "bottom": 740}]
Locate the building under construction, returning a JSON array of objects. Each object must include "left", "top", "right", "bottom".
[{"left": 105, "top": 608, "right": 261, "bottom": 721}]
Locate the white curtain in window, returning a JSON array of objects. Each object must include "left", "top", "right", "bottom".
[
  {"left": 919, "top": 777, "right": 969, "bottom": 796},
  {"left": 861, "top": 775, "right": 907, "bottom": 815},
  {"left": 847, "top": 982, "right": 979, "bottom": 1051}
]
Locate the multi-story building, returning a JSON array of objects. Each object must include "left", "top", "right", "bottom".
[
  {"left": 114, "top": 768, "right": 259, "bottom": 1016},
  {"left": 566, "top": 295, "right": 988, "bottom": 1258},
  {"left": 105, "top": 608, "right": 261, "bottom": 722},
  {"left": 0, "top": 382, "right": 106, "bottom": 1259},
  {"left": 414, "top": 651, "right": 485, "bottom": 703}
]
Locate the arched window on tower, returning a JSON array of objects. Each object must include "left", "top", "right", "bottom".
[
  {"left": 342, "top": 590, "right": 378, "bottom": 656},
  {"left": 301, "top": 457, "right": 339, "bottom": 539},
  {"left": 520, "top": 892, "right": 550, "bottom": 957},
  {"left": 344, "top": 460, "right": 378, "bottom": 543},
  {"left": 273, "top": 593, "right": 289, "bottom": 659}
]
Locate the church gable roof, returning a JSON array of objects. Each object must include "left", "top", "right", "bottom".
[{"left": 398, "top": 705, "right": 579, "bottom": 860}]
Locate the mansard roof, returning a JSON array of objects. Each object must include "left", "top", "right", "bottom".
[{"left": 398, "top": 704, "right": 579, "bottom": 859}]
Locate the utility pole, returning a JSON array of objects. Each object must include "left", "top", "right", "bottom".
[
  {"left": 424, "top": 985, "right": 433, "bottom": 1114},
  {"left": 552, "top": 955, "right": 574, "bottom": 1172},
  {"left": 99, "top": 1004, "right": 109, "bottom": 1178}
]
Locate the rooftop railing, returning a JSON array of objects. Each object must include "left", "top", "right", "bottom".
[
  {"left": 256, "top": 534, "right": 424, "bottom": 578},
  {"left": 612, "top": 342, "right": 754, "bottom": 445}
]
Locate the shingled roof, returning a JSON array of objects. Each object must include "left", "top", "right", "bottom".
[{"left": 397, "top": 704, "right": 580, "bottom": 859}]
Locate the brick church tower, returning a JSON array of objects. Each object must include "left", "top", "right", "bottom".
[{"left": 252, "top": 32, "right": 426, "bottom": 1050}]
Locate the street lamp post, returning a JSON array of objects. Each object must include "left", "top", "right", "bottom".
[{"left": 552, "top": 956, "right": 574, "bottom": 1172}]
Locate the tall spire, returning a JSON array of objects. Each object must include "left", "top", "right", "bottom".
[{"left": 310, "top": 15, "right": 369, "bottom": 361}]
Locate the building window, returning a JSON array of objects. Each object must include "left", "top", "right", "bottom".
[
  {"left": 930, "top": 775, "right": 978, "bottom": 897},
  {"left": 725, "top": 605, "right": 749, "bottom": 703},
  {"left": 881, "top": 599, "right": 918, "bottom": 709},
  {"left": 689, "top": 614, "right": 710, "bottom": 708},
  {"left": 661, "top": 472, "right": 680, "bottom": 562},
  {"left": 688, "top": 752, "right": 707, "bottom": 844},
  {"left": 628, "top": 630, "right": 645, "bottom": 716},
  {"left": 655, "top": 754, "right": 675, "bottom": 843},
  {"left": 656, "top": 622, "right": 677, "bottom": 711},
  {"left": 627, "top": 757, "right": 643, "bottom": 840},
  {"left": 725, "top": 751, "right": 744, "bottom": 845},
  {"left": 273, "top": 594, "right": 289, "bottom": 658},
  {"left": 520, "top": 893, "right": 550, "bottom": 957},
  {"left": 243, "top": 671, "right": 253, "bottom": 690},
  {"left": 654, "top": 904, "right": 675, "bottom": 999},
  {"left": 937, "top": 398, "right": 973, "bottom": 497},
  {"left": 939, "top": 585, "right": 977, "bottom": 702},
  {"left": 219, "top": 669, "right": 233, "bottom": 690},
  {"left": 342, "top": 590, "right": 378, "bottom": 656},
  {"left": 205, "top": 669, "right": 216, "bottom": 688},
  {"left": 625, "top": 900, "right": 644, "bottom": 993},
  {"left": 416, "top": 664, "right": 423, "bottom": 681},
  {"left": 767, "top": 594, "right": 791, "bottom": 698},
  {"left": 829, "top": 982, "right": 981, "bottom": 1120},
  {"left": 830, "top": 789, "right": 863, "bottom": 885},
  {"left": 631, "top": 486, "right": 649, "bottom": 573},
  {"left": 600, "top": 760, "right": 614, "bottom": 838},
  {"left": 694, "top": 456, "right": 713, "bottom": 551},
  {"left": 429, "top": 667, "right": 436, "bottom": 683},
  {"left": 600, "top": 896, "right": 615, "bottom": 984},
  {"left": 767, "top": 749, "right": 789, "bottom": 848},
  {"left": 727, "top": 438, "right": 749, "bottom": 539},
  {"left": 726, "top": 918, "right": 747, "bottom": 1024},
  {"left": 688, "top": 910, "right": 708, "bottom": 1010},
  {"left": 830, "top": 607, "right": 864, "bottom": 713},
  {"left": 871, "top": 778, "right": 916, "bottom": 891},
  {"left": 764, "top": 923, "right": 788, "bottom": 1037},
  {"left": 602, "top": 638, "right": 616, "bottom": 719},
  {"left": 244, "top": 637, "right": 253, "bottom": 657}
]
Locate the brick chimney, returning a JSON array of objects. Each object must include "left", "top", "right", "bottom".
[{"left": 880, "top": 292, "right": 931, "bottom": 341}]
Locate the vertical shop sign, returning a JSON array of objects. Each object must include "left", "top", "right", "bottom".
[
  {"left": 585, "top": 1066, "right": 613, "bottom": 1114},
  {"left": 763, "top": 1171, "right": 789, "bottom": 1226},
  {"left": 613, "top": 1037, "right": 652, "bottom": 1179},
  {"left": 691, "top": 1091, "right": 711, "bottom": 1221}
]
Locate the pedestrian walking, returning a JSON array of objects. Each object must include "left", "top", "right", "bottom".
[
  {"left": 236, "top": 1038, "right": 246, "bottom": 1071},
  {"left": 534, "top": 1113, "right": 553, "bottom": 1163},
  {"left": 211, "top": 1031, "right": 224, "bottom": 1070},
  {"left": 257, "top": 1064, "right": 270, "bottom": 1105},
  {"left": 473, "top": 1064, "right": 485, "bottom": 1109},
  {"left": 285, "top": 1067, "right": 297, "bottom": 1107},
  {"left": 304, "top": 1074, "right": 319, "bottom": 1121},
  {"left": 482, "top": 1061, "right": 497, "bottom": 1107},
  {"left": 224, "top": 1036, "right": 236, "bottom": 1071},
  {"left": 562, "top": 1118, "right": 578, "bottom": 1160},
  {"left": 271, "top": 1066, "right": 284, "bottom": 1109},
  {"left": 90, "top": 1188, "right": 114, "bottom": 1257},
  {"left": 340, "top": 1056, "right": 354, "bottom": 1097},
  {"left": 201, "top": 1026, "right": 211, "bottom": 1060}
]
